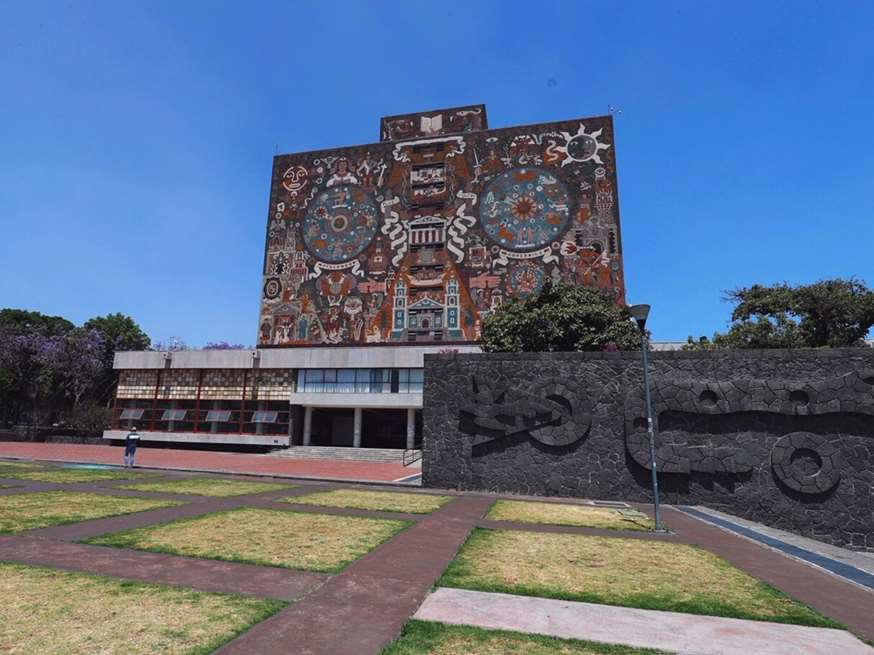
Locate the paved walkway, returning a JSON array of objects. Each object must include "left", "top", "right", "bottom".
[
  {"left": 215, "top": 496, "right": 494, "bottom": 655},
  {"left": 663, "top": 506, "right": 874, "bottom": 641},
  {"left": 416, "top": 587, "right": 874, "bottom": 655},
  {"left": 0, "top": 535, "right": 325, "bottom": 600},
  {"left": 2, "top": 461, "right": 873, "bottom": 652},
  {"left": 0, "top": 442, "right": 414, "bottom": 482},
  {"left": 680, "top": 506, "right": 874, "bottom": 584}
]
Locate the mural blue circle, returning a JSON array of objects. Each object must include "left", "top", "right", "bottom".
[
  {"left": 479, "top": 168, "right": 571, "bottom": 251},
  {"left": 303, "top": 184, "right": 379, "bottom": 263}
]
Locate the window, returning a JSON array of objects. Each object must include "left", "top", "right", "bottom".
[
  {"left": 119, "top": 408, "right": 145, "bottom": 420},
  {"left": 299, "top": 369, "right": 392, "bottom": 393},
  {"left": 304, "top": 369, "right": 324, "bottom": 392},
  {"left": 205, "top": 410, "right": 232, "bottom": 422},
  {"left": 252, "top": 411, "right": 279, "bottom": 423},
  {"left": 409, "top": 369, "right": 424, "bottom": 392},
  {"left": 161, "top": 409, "right": 187, "bottom": 421},
  {"left": 337, "top": 369, "right": 355, "bottom": 393}
]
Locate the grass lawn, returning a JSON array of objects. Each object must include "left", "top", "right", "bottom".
[
  {"left": 438, "top": 528, "right": 838, "bottom": 628},
  {"left": 1, "top": 468, "right": 157, "bottom": 483},
  {"left": 487, "top": 500, "right": 653, "bottom": 531},
  {"left": 285, "top": 489, "right": 452, "bottom": 514},
  {"left": 0, "top": 460, "right": 41, "bottom": 471},
  {"left": 117, "top": 477, "right": 294, "bottom": 497},
  {"left": 86, "top": 507, "right": 410, "bottom": 573},
  {"left": 0, "top": 491, "right": 183, "bottom": 534},
  {"left": 0, "top": 562, "right": 284, "bottom": 655},
  {"left": 381, "top": 620, "right": 666, "bottom": 655}
]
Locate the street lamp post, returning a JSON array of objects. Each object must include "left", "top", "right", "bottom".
[{"left": 628, "top": 304, "right": 662, "bottom": 531}]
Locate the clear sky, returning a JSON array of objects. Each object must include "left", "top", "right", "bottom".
[{"left": 2, "top": 1, "right": 872, "bottom": 346}]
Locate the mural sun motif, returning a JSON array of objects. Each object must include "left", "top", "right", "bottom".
[
  {"left": 558, "top": 123, "right": 611, "bottom": 166},
  {"left": 480, "top": 168, "right": 571, "bottom": 252}
]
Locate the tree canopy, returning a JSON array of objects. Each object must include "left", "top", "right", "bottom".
[
  {"left": 479, "top": 281, "right": 640, "bottom": 352},
  {"left": 0, "top": 309, "right": 150, "bottom": 428},
  {"left": 686, "top": 278, "right": 874, "bottom": 349}
]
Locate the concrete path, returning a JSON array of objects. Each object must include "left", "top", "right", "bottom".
[
  {"left": 0, "top": 442, "right": 414, "bottom": 482},
  {"left": 416, "top": 587, "right": 874, "bottom": 655}
]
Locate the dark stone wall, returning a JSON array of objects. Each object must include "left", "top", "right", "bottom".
[{"left": 422, "top": 349, "right": 874, "bottom": 551}]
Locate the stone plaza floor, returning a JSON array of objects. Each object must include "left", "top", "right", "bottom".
[{"left": 0, "top": 448, "right": 872, "bottom": 654}]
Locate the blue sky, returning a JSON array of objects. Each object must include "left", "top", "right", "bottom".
[{"left": 2, "top": 1, "right": 872, "bottom": 346}]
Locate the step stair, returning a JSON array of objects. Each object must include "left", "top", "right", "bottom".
[{"left": 269, "top": 445, "right": 418, "bottom": 464}]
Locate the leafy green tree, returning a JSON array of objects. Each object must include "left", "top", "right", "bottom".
[
  {"left": 480, "top": 281, "right": 640, "bottom": 352},
  {"left": 83, "top": 313, "right": 151, "bottom": 353},
  {"left": 83, "top": 313, "right": 151, "bottom": 404},
  {"left": 0, "top": 309, "right": 73, "bottom": 336},
  {"left": 686, "top": 278, "right": 874, "bottom": 349}
]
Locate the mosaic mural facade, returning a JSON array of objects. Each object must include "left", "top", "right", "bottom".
[{"left": 258, "top": 105, "right": 625, "bottom": 346}]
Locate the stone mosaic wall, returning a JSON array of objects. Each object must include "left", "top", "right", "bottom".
[
  {"left": 423, "top": 349, "right": 874, "bottom": 551},
  {"left": 258, "top": 104, "right": 625, "bottom": 346}
]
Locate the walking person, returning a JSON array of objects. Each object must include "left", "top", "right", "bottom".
[{"left": 124, "top": 426, "right": 140, "bottom": 468}]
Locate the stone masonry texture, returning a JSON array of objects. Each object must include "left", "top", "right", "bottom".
[{"left": 422, "top": 349, "right": 874, "bottom": 551}]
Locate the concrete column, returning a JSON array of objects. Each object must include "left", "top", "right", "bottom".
[
  {"left": 168, "top": 400, "right": 176, "bottom": 432},
  {"left": 353, "top": 407, "right": 362, "bottom": 448},
  {"left": 302, "top": 406, "right": 313, "bottom": 446},
  {"left": 406, "top": 407, "right": 416, "bottom": 450}
]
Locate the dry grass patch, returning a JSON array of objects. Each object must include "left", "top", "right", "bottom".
[
  {"left": 2, "top": 468, "right": 157, "bottom": 483},
  {"left": 118, "top": 478, "right": 294, "bottom": 497},
  {"left": 439, "top": 529, "right": 837, "bottom": 627},
  {"left": 0, "top": 491, "right": 183, "bottom": 534},
  {"left": 0, "top": 460, "right": 41, "bottom": 471},
  {"left": 86, "top": 507, "right": 410, "bottom": 573},
  {"left": 0, "top": 562, "right": 283, "bottom": 655},
  {"left": 382, "top": 620, "right": 665, "bottom": 655},
  {"left": 487, "top": 500, "right": 653, "bottom": 531},
  {"left": 286, "top": 489, "right": 452, "bottom": 514}
]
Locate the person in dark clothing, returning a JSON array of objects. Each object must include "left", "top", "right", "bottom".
[{"left": 124, "top": 426, "right": 140, "bottom": 468}]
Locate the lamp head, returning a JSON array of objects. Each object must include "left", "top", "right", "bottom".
[{"left": 628, "top": 304, "right": 651, "bottom": 330}]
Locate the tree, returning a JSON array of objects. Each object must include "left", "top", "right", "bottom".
[
  {"left": 479, "top": 281, "right": 640, "bottom": 352},
  {"left": 203, "top": 341, "right": 249, "bottom": 350},
  {"left": 0, "top": 329, "right": 55, "bottom": 424},
  {"left": 84, "top": 313, "right": 151, "bottom": 404},
  {"left": 0, "top": 309, "right": 73, "bottom": 336},
  {"left": 41, "top": 328, "right": 105, "bottom": 408},
  {"left": 151, "top": 336, "right": 190, "bottom": 352},
  {"left": 686, "top": 278, "right": 874, "bottom": 349},
  {"left": 84, "top": 313, "right": 151, "bottom": 353}
]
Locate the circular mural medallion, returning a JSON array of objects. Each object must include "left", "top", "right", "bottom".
[
  {"left": 263, "top": 277, "right": 282, "bottom": 300},
  {"left": 480, "top": 168, "right": 571, "bottom": 251},
  {"left": 771, "top": 432, "right": 843, "bottom": 495},
  {"left": 302, "top": 184, "right": 379, "bottom": 263},
  {"left": 508, "top": 261, "right": 545, "bottom": 298}
]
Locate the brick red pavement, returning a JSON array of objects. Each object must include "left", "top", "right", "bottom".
[
  {"left": 0, "top": 442, "right": 414, "bottom": 482},
  {"left": 215, "top": 496, "right": 494, "bottom": 655},
  {"left": 0, "top": 535, "right": 325, "bottom": 601},
  {"left": 664, "top": 506, "right": 874, "bottom": 642}
]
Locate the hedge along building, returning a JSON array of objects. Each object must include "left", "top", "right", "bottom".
[{"left": 105, "top": 105, "right": 626, "bottom": 450}]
